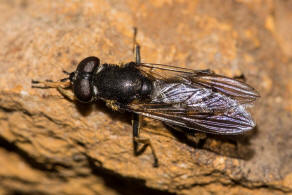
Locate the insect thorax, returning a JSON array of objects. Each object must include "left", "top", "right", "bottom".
[{"left": 93, "top": 64, "right": 152, "bottom": 104}]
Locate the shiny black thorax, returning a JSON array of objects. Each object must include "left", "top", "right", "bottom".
[
  {"left": 93, "top": 63, "right": 152, "bottom": 104},
  {"left": 70, "top": 57, "right": 152, "bottom": 104}
]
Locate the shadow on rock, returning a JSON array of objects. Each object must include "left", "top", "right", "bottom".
[
  {"left": 73, "top": 98, "right": 257, "bottom": 161},
  {"left": 74, "top": 100, "right": 132, "bottom": 125},
  {"left": 165, "top": 124, "right": 258, "bottom": 160}
]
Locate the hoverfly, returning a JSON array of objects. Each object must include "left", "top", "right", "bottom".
[{"left": 32, "top": 28, "right": 259, "bottom": 167}]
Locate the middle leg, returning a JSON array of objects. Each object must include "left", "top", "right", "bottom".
[{"left": 132, "top": 113, "right": 159, "bottom": 167}]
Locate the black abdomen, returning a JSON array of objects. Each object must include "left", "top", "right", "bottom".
[{"left": 93, "top": 63, "right": 152, "bottom": 104}]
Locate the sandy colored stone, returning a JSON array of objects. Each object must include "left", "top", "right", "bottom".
[{"left": 0, "top": 0, "right": 292, "bottom": 194}]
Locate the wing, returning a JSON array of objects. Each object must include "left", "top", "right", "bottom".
[
  {"left": 129, "top": 107, "right": 255, "bottom": 135},
  {"left": 123, "top": 76, "right": 256, "bottom": 135},
  {"left": 126, "top": 81, "right": 255, "bottom": 134},
  {"left": 139, "top": 63, "right": 260, "bottom": 104}
]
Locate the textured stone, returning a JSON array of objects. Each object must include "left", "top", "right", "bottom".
[{"left": 0, "top": 0, "right": 292, "bottom": 194}]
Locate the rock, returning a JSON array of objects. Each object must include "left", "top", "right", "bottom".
[{"left": 0, "top": 0, "right": 291, "bottom": 194}]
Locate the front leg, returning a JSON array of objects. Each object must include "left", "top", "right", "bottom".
[
  {"left": 132, "top": 113, "right": 159, "bottom": 167},
  {"left": 57, "top": 87, "right": 76, "bottom": 101}
]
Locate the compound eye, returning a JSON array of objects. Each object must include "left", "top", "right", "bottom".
[
  {"left": 77, "top": 56, "right": 100, "bottom": 73},
  {"left": 73, "top": 78, "right": 93, "bottom": 102}
]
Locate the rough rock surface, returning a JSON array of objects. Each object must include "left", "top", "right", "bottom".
[{"left": 0, "top": 0, "right": 292, "bottom": 194}]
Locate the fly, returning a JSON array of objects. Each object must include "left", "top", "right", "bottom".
[{"left": 32, "top": 28, "right": 260, "bottom": 167}]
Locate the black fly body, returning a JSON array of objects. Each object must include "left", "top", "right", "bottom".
[{"left": 32, "top": 29, "right": 259, "bottom": 167}]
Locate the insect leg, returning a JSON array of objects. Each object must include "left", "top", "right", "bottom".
[
  {"left": 57, "top": 87, "right": 76, "bottom": 101},
  {"left": 165, "top": 123, "right": 207, "bottom": 146},
  {"left": 133, "top": 27, "right": 141, "bottom": 64},
  {"left": 132, "top": 113, "right": 159, "bottom": 167},
  {"left": 135, "top": 44, "right": 141, "bottom": 65}
]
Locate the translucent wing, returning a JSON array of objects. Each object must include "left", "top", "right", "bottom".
[
  {"left": 123, "top": 62, "right": 259, "bottom": 134},
  {"left": 187, "top": 73, "right": 259, "bottom": 104},
  {"left": 139, "top": 63, "right": 260, "bottom": 104},
  {"left": 123, "top": 80, "right": 255, "bottom": 134},
  {"left": 129, "top": 107, "right": 255, "bottom": 135}
]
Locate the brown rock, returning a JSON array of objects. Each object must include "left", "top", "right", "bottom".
[{"left": 0, "top": 0, "right": 291, "bottom": 194}]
